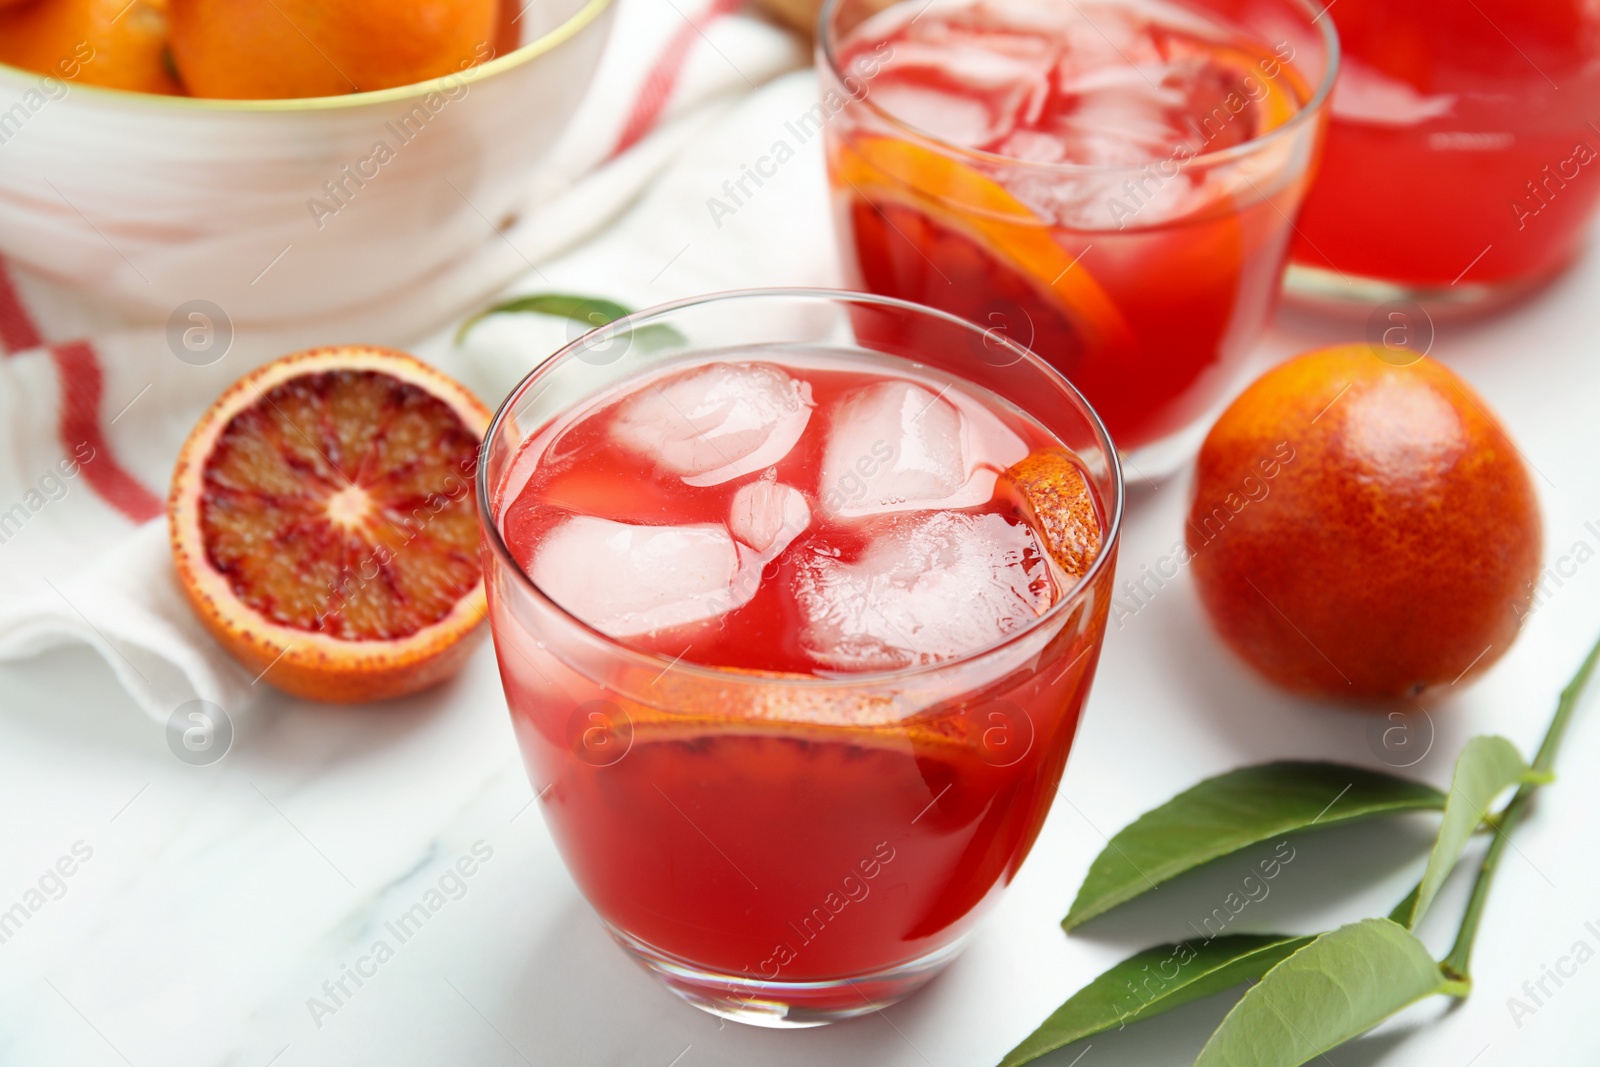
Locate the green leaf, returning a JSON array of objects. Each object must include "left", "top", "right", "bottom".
[
  {"left": 1392, "top": 736, "right": 1530, "bottom": 929},
  {"left": 1194, "top": 918, "right": 1465, "bottom": 1067},
  {"left": 1065, "top": 762, "right": 1446, "bottom": 930},
  {"left": 454, "top": 293, "right": 685, "bottom": 351},
  {"left": 629, "top": 323, "right": 686, "bottom": 351},
  {"left": 997, "top": 935, "right": 1313, "bottom": 1067},
  {"left": 456, "top": 293, "right": 627, "bottom": 344}
]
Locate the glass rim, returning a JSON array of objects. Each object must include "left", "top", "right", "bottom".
[
  {"left": 476, "top": 286, "right": 1125, "bottom": 692},
  {"left": 0, "top": 0, "right": 612, "bottom": 113},
  {"left": 816, "top": 0, "right": 1342, "bottom": 177}
]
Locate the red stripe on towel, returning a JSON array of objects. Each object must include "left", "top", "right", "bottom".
[
  {"left": 611, "top": 0, "right": 745, "bottom": 157},
  {"left": 50, "top": 340, "right": 164, "bottom": 523},
  {"left": 0, "top": 259, "right": 43, "bottom": 355}
]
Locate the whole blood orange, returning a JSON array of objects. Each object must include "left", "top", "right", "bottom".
[
  {"left": 1186, "top": 345, "right": 1541, "bottom": 701},
  {"left": 169, "top": 347, "right": 492, "bottom": 703},
  {"left": 168, "top": 0, "right": 498, "bottom": 99},
  {"left": 0, "top": 0, "right": 182, "bottom": 94}
]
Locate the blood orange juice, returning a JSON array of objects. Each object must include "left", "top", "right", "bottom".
[
  {"left": 478, "top": 291, "right": 1122, "bottom": 1026},
  {"left": 1290, "top": 0, "right": 1600, "bottom": 299},
  {"left": 820, "top": 0, "right": 1336, "bottom": 474}
]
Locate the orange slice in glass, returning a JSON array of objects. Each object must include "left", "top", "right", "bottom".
[
  {"left": 169, "top": 346, "right": 492, "bottom": 703},
  {"left": 831, "top": 135, "right": 1134, "bottom": 353},
  {"left": 998, "top": 448, "right": 1102, "bottom": 579}
]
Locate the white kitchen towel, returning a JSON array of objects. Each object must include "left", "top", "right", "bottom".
[{"left": 0, "top": 0, "right": 837, "bottom": 724}]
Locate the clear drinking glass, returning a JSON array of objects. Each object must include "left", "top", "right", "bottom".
[
  {"left": 820, "top": 0, "right": 1338, "bottom": 478},
  {"left": 477, "top": 289, "right": 1123, "bottom": 1027}
]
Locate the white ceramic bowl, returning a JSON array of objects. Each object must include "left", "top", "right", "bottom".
[{"left": 0, "top": 0, "right": 613, "bottom": 325}]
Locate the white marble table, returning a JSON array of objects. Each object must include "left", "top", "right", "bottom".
[{"left": 4, "top": 255, "right": 1600, "bottom": 1067}]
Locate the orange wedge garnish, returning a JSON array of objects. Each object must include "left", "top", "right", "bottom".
[
  {"left": 998, "top": 448, "right": 1102, "bottom": 579},
  {"left": 169, "top": 346, "right": 492, "bottom": 703},
  {"left": 832, "top": 135, "right": 1134, "bottom": 353}
]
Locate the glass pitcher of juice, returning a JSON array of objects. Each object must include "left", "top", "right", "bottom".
[{"left": 1290, "top": 0, "right": 1600, "bottom": 307}]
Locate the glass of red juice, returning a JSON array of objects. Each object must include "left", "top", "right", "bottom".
[
  {"left": 477, "top": 289, "right": 1122, "bottom": 1027},
  {"left": 819, "top": 0, "right": 1337, "bottom": 477},
  {"left": 1289, "top": 0, "right": 1600, "bottom": 308}
]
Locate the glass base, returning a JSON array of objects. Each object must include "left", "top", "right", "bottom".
[
  {"left": 607, "top": 923, "right": 968, "bottom": 1028},
  {"left": 1282, "top": 262, "right": 1557, "bottom": 319}
]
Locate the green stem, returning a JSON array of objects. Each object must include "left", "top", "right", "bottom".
[{"left": 1441, "top": 630, "right": 1600, "bottom": 982}]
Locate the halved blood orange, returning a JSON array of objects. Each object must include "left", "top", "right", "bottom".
[
  {"left": 169, "top": 346, "right": 492, "bottom": 703},
  {"left": 830, "top": 135, "right": 1134, "bottom": 353}
]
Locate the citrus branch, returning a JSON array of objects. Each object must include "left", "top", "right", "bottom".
[{"left": 1442, "top": 629, "right": 1600, "bottom": 983}]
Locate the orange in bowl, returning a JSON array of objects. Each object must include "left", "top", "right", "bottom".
[
  {"left": 169, "top": 346, "right": 492, "bottom": 703},
  {"left": 0, "top": 0, "right": 182, "bottom": 94},
  {"left": 168, "top": 0, "right": 500, "bottom": 98},
  {"left": 1186, "top": 345, "right": 1542, "bottom": 701}
]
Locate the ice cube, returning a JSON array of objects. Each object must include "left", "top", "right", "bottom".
[
  {"left": 880, "top": 39, "right": 1053, "bottom": 90},
  {"left": 611, "top": 362, "right": 814, "bottom": 487},
  {"left": 1332, "top": 56, "right": 1456, "bottom": 125},
  {"left": 528, "top": 516, "right": 745, "bottom": 637},
  {"left": 1002, "top": 144, "right": 1204, "bottom": 228},
  {"left": 821, "top": 380, "right": 962, "bottom": 513},
  {"left": 868, "top": 82, "right": 1011, "bottom": 149},
  {"left": 995, "top": 128, "right": 1068, "bottom": 164},
  {"left": 817, "top": 379, "right": 1027, "bottom": 517},
  {"left": 729, "top": 471, "right": 811, "bottom": 555},
  {"left": 937, "top": 0, "right": 1081, "bottom": 40},
  {"left": 866, "top": 27, "right": 1060, "bottom": 149},
  {"left": 794, "top": 511, "right": 1055, "bottom": 671}
]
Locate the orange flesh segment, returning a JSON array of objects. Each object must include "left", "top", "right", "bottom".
[
  {"left": 1000, "top": 449, "right": 1102, "bottom": 579},
  {"left": 198, "top": 369, "right": 482, "bottom": 641},
  {"left": 833, "top": 135, "right": 1134, "bottom": 351}
]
